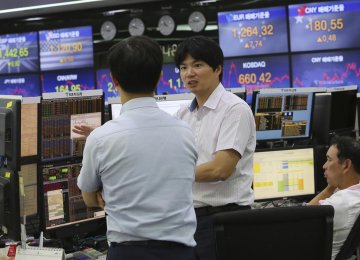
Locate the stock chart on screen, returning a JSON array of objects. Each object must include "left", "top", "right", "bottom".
[
  {"left": 41, "top": 69, "right": 95, "bottom": 93},
  {"left": 289, "top": 1, "right": 360, "bottom": 52},
  {"left": 0, "top": 74, "right": 40, "bottom": 96},
  {"left": 292, "top": 50, "right": 360, "bottom": 88},
  {"left": 223, "top": 55, "right": 290, "bottom": 104},
  {"left": 218, "top": 6, "right": 288, "bottom": 57}
]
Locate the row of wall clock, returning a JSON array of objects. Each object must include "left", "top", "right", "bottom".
[{"left": 100, "top": 11, "right": 207, "bottom": 40}]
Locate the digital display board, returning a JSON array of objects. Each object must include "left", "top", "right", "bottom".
[
  {"left": 41, "top": 69, "right": 95, "bottom": 93},
  {"left": 223, "top": 55, "right": 290, "bottom": 104},
  {"left": 292, "top": 50, "right": 360, "bottom": 88},
  {"left": 156, "top": 63, "right": 189, "bottom": 95},
  {"left": 218, "top": 6, "right": 288, "bottom": 57},
  {"left": 0, "top": 32, "right": 39, "bottom": 74},
  {"left": 289, "top": 1, "right": 360, "bottom": 52},
  {"left": 96, "top": 68, "right": 118, "bottom": 104},
  {"left": 0, "top": 74, "right": 40, "bottom": 96},
  {"left": 39, "top": 26, "right": 94, "bottom": 71}
]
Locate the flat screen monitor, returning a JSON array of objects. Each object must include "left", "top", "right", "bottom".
[
  {"left": 292, "top": 50, "right": 360, "bottom": 88},
  {"left": 41, "top": 68, "right": 95, "bottom": 93},
  {"left": 218, "top": 6, "right": 288, "bottom": 57},
  {"left": 0, "top": 31, "right": 39, "bottom": 74},
  {"left": 156, "top": 63, "right": 189, "bottom": 95},
  {"left": 109, "top": 93, "right": 194, "bottom": 119},
  {"left": 252, "top": 88, "right": 315, "bottom": 141},
  {"left": 39, "top": 26, "right": 94, "bottom": 71},
  {"left": 0, "top": 74, "right": 40, "bottom": 97},
  {"left": 41, "top": 90, "right": 103, "bottom": 161},
  {"left": 0, "top": 169, "right": 21, "bottom": 241},
  {"left": 223, "top": 55, "right": 290, "bottom": 105},
  {"left": 0, "top": 97, "right": 21, "bottom": 170},
  {"left": 328, "top": 86, "right": 357, "bottom": 132},
  {"left": 96, "top": 68, "right": 118, "bottom": 104},
  {"left": 289, "top": 1, "right": 360, "bottom": 52},
  {"left": 253, "top": 147, "right": 316, "bottom": 201},
  {"left": 41, "top": 162, "right": 104, "bottom": 232},
  {"left": 156, "top": 100, "right": 191, "bottom": 116}
]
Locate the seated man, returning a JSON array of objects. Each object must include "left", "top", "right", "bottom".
[{"left": 309, "top": 136, "right": 360, "bottom": 260}]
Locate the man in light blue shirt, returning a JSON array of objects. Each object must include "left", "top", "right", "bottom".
[{"left": 77, "top": 36, "right": 197, "bottom": 260}]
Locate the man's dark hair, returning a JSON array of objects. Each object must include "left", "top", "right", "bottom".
[
  {"left": 331, "top": 136, "right": 360, "bottom": 174},
  {"left": 174, "top": 36, "right": 224, "bottom": 81},
  {"left": 107, "top": 36, "right": 163, "bottom": 93}
]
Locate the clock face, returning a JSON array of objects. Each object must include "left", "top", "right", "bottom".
[
  {"left": 188, "top": 11, "right": 206, "bottom": 33},
  {"left": 158, "top": 15, "right": 176, "bottom": 36},
  {"left": 128, "top": 18, "right": 145, "bottom": 36},
  {"left": 100, "top": 21, "right": 117, "bottom": 41}
]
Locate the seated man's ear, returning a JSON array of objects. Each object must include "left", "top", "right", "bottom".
[{"left": 342, "top": 158, "right": 352, "bottom": 172}]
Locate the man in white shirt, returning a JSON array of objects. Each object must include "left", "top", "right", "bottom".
[
  {"left": 309, "top": 136, "right": 360, "bottom": 260},
  {"left": 175, "top": 35, "right": 256, "bottom": 260}
]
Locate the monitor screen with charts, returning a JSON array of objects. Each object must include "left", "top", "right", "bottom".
[
  {"left": 252, "top": 88, "right": 315, "bottom": 141},
  {"left": 253, "top": 147, "right": 316, "bottom": 201}
]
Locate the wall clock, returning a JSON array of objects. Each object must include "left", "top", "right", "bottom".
[
  {"left": 128, "top": 18, "right": 145, "bottom": 36},
  {"left": 188, "top": 11, "right": 207, "bottom": 32},
  {"left": 100, "top": 21, "right": 117, "bottom": 41},
  {"left": 158, "top": 15, "right": 176, "bottom": 36}
]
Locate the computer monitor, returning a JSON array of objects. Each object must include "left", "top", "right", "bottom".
[
  {"left": 253, "top": 147, "right": 316, "bottom": 201},
  {"left": 0, "top": 97, "right": 21, "bottom": 241},
  {"left": 328, "top": 86, "right": 357, "bottom": 133},
  {"left": 41, "top": 90, "right": 103, "bottom": 162},
  {"left": 311, "top": 92, "right": 331, "bottom": 145},
  {"left": 0, "top": 97, "right": 21, "bottom": 171},
  {"left": 312, "top": 86, "right": 357, "bottom": 145},
  {"left": 41, "top": 161, "right": 106, "bottom": 248},
  {"left": 109, "top": 93, "right": 195, "bottom": 119},
  {"left": 252, "top": 88, "right": 315, "bottom": 142},
  {"left": 0, "top": 169, "right": 21, "bottom": 241},
  {"left": 155, "top": 93, "right": 194, "bottom": 116}
]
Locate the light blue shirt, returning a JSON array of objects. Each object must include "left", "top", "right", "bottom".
[{"left": 78, "top": 97, "right": 197, "bottom": 246}]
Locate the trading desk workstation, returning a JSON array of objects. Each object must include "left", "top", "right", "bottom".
[{"left": 1, "top": 0, "right": 360, "bottom": 259}]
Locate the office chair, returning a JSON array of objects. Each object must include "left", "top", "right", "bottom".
[
  {"left": 335, "top": 213, "right": 360, "bottom": 260},
  {"left": 213, "top": 205, "right": 334, "bottom": 260}
]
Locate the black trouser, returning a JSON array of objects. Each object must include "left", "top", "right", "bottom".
[
  {"left": 194, "top": 204, "right": 251, "bottom": 260},
  {"left": 107, "top": 241, "right": 194, "bottom": 260}
]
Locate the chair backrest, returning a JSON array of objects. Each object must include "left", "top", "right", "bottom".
[
  {"left": 213, "top": 205, "right": 334, "bottom": 260},
  {"left": 335, "top": 213, "right": 360, "bottom": 260}
]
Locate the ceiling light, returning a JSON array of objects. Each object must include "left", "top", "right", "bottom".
[{"left": 0, "top": 0, "right": 104, "bottom": 14}]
